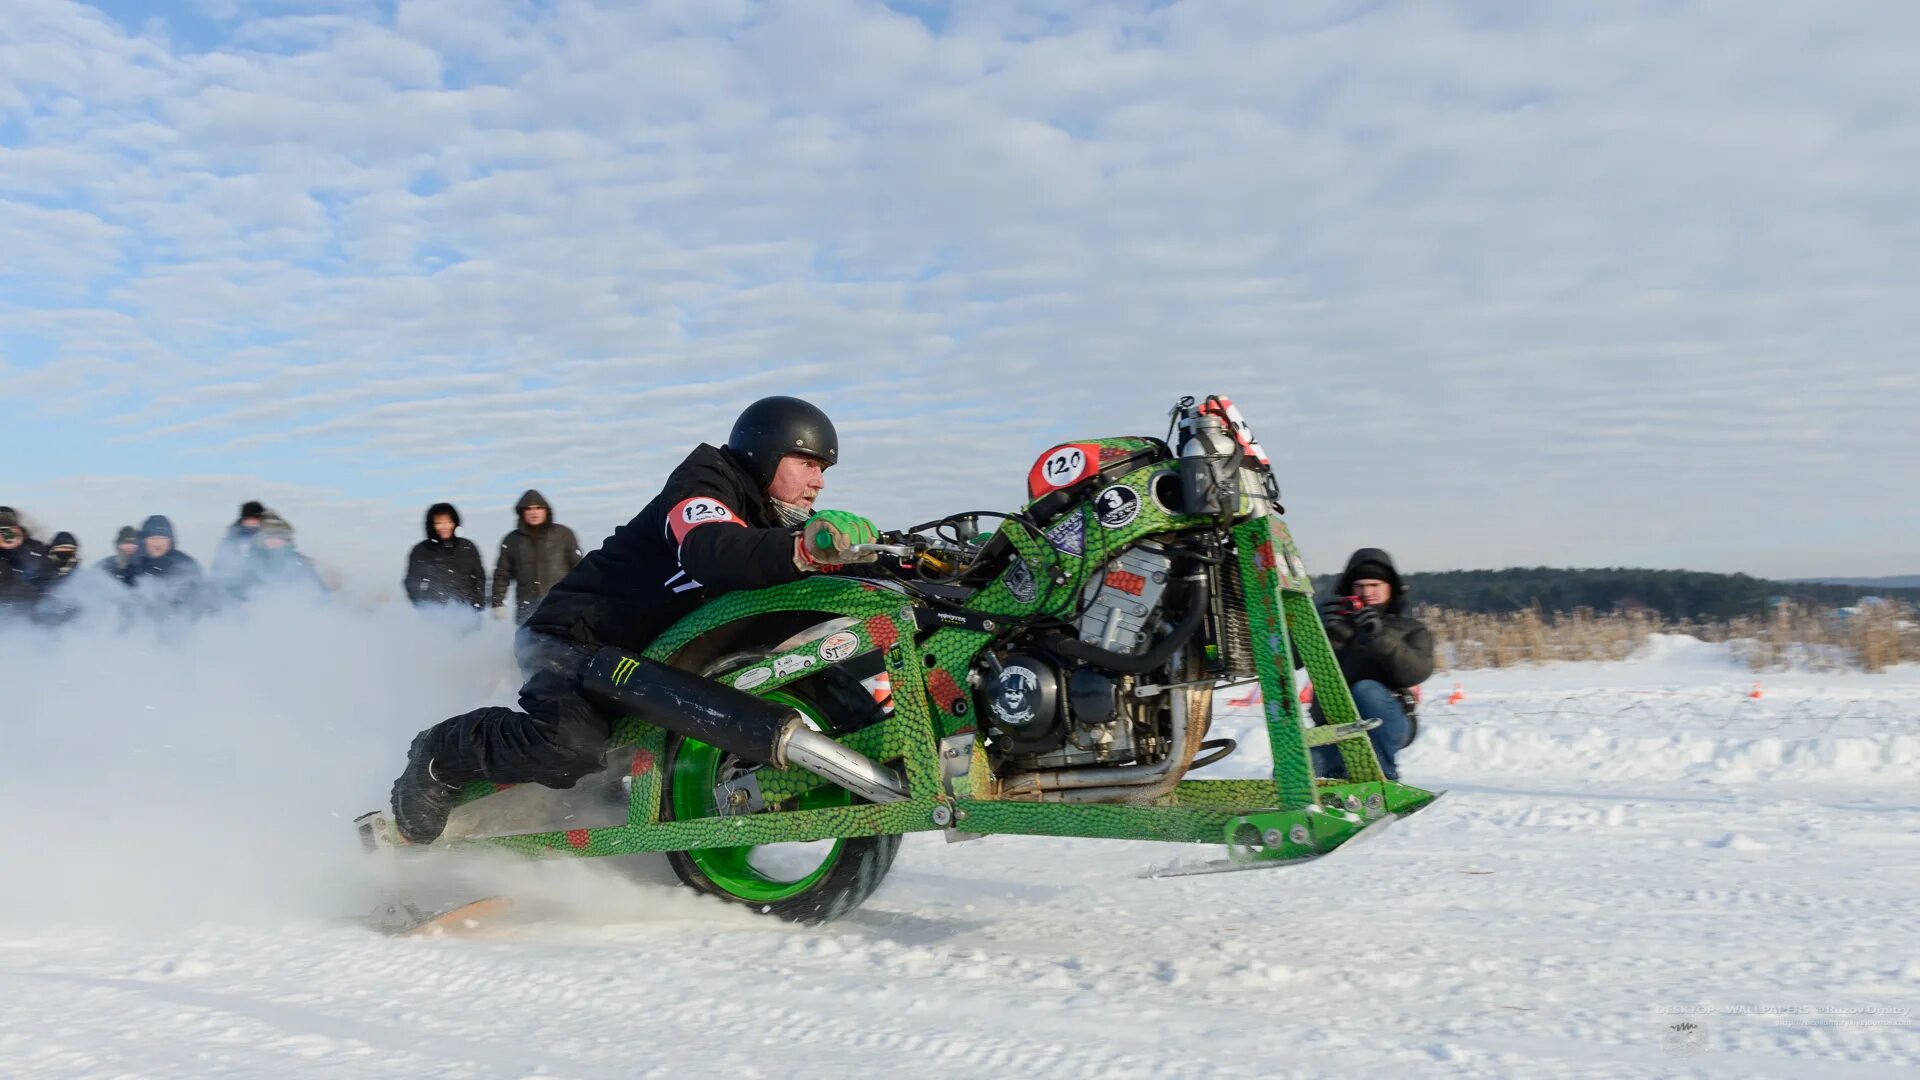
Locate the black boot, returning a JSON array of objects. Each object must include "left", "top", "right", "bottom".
[{"left": 390, "top": 731, "right": 464, "bottom": 845}]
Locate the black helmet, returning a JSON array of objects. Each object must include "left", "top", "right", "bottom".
[{"left": 726, "top": 396, "right": 838, "bottom": 490}]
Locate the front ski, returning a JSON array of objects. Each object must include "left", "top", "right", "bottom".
[{"left": 1140, "top": 812, "right": 1403, "bottom": 879}]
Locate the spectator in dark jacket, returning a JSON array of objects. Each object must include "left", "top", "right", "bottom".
[
  {"left": 212, "top": 500, "right": 267, "bottom": 591},
  {"left": 130, "top": 516, "right": 204, "bottom": 612},
  {"left": 30, "top": 531, "right": 85, "bottom": 626},
  {"left": 228, "top": 513, "right": 328, "bottom": 600},
  {"left": 490, "top": 490, "right": 581, "bottom": 625},
  {"left": 0, "top": 506, "right": 51, "bottom": 612},
  {"left": 407, "top": 502, "right": 486, "bottom": 610},
  {"left": 96, "top": 525, "right": 141, "bottom": 584},
  {"left": 44, "top": 532, "right": 80, "bottom": 580},
  {"left": 1312, "top": 548, "right": 1434, "bottom": 782}
]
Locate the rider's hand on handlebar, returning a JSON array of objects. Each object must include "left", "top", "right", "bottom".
[{"left": 799, "top": 510, "right": 882, "bottom": 568}]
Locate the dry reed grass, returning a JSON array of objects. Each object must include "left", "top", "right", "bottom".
[{"left": 1419, "top": 602, "right": 1918, "bottom": 673}]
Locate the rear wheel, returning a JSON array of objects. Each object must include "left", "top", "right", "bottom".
[{"left": 661, "top": 677, "right": 899, "bottom": 924}]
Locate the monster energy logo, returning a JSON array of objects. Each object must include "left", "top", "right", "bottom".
[{"left": 611, "top": 657, "right": 640, "bottom": 685}]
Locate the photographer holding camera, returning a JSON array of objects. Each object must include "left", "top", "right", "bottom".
[
  {"left": 1313, "top": 548, "right": 1434, "bottom": 781},
  {"left": 0, "top": 507, "right": 52, "bottom": 614}
]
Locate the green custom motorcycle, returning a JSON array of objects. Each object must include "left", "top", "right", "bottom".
[{"left": 358, "top": 395, "right": 1440, "bottom": 929}]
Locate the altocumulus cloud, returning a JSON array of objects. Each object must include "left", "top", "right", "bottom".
[{"left": 2, "top": 0, "right": 1916, "bottom": 591}]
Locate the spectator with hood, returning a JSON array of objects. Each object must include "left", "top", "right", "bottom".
[
  {"left": 130, "top": 515, "right": 204, "bottom": 612},
  {"left": 96, "top": 526, "right": 141, "bottom": 584},
  {"left": 406, "top": 502, "right": 486, "bottom": 610},
  {"left": 1309, "top": 548, "right": 1434, "bottom": 782},
  {"left": 229, "top": 512, "right": 327, "bottom": 599},
  {"left": 490, "top": 490, "right": 581, "bottom": 624},
  {"left": 0, "top": 506, "right": 51, "bottom": 612}
]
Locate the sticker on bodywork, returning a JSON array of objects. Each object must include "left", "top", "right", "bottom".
[
  {"left": 1094, "top": 485, "right": 1140, "bottom": 529},
  {"left": 1027, "top": 443, "right": 1099, "bottom": 500},
  {"left": 1043, "top": 512, "right": 1086, "bottom": 556},
  {"left": 1004, "top": 556, "right": 1039, "bottom": 603},
  {"left": 818, "top": 630, "right": 861, "bottom": 663}
]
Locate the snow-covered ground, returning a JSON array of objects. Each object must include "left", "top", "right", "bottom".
[{"left": 2, "top": 613, "right": 1916, "bottom": 1078}]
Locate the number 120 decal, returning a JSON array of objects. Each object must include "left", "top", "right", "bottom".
[{"left": 1027, "top": 442, "right": 1099, "bottom": 500}]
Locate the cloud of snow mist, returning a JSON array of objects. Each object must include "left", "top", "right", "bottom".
[{"left": 0, "top": 587, "right": 524, "bottom": 931}]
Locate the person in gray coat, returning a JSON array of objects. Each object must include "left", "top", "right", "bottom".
[{"left": 489, "top": 490, "right": 581, "bottom": 624}]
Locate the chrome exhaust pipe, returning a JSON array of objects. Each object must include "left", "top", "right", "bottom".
[{"left": 776, "top": 723, "right": 910, "bottom": 804}]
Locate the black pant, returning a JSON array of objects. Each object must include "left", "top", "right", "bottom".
[{"left": 418, "top": 628, "right": 615, "bottom": 789}]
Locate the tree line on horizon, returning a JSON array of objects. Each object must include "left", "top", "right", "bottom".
[{"left": 1366, "top": 567, "right": 1920, "bottom": 619}]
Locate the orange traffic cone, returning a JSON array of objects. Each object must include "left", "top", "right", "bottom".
[
  {"left": 1446, "top": 682, "right": 1465, "bottom": 706},
  {"left": 1749, "top": 681, "right": 1763, "bottom": 700}
]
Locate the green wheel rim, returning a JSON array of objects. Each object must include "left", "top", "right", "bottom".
[{"left": 671, "top": 691, "right": 851, "bottom": 903}]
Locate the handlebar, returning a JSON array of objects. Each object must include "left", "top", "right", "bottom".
[{"left": 846, "top": 542, "right": 921, "bottom": 558}]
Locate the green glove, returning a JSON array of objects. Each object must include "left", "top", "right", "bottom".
[{"left": 802, "top": 510, "right": 880, "bottom": 566}]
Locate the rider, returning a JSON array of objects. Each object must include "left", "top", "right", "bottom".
[{"left": 389, "top": 396, "right": 882, "bottom": 844}]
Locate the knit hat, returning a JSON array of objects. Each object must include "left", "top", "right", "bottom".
[
  {"left": 256, "top": 512, "right": 294, "bottom": 542},
  {"left": 1347, "top": 559, "right": 1394, "bottom": 586},
  {"left": 239, "top": 500, "right": 267, "bottom": 520},
  {"left": 0, "top": 506, "right": 18, "bottom": 530},
  {"left": 140, "top": 515, "right": 174, "bottom": 540},
  {"left": 116, "top": 525, "right": 140, "bottom": 545},
  {"left": 49, "top": 531, "right": 77, "bottom": 552}
]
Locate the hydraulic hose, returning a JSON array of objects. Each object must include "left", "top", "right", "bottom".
[{"left": 1041, "top": 574, "right": 1210, "bottom": 675}]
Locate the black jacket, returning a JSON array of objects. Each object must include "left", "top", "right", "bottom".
[
  {"left": 1321, "top": 548, "right": 1434, "bottom": 692},
  {"left": 132, "top": 548, "right": 203, "bottom": 582},
  {"left": 527, "top": 444, "right": 803, "bottom": 650},
  {"left": 211, "top": 521, "right": 259, "bottom": 585},
  {"left": 407, "top": 509, "right": 486, "bottom": 609},
  {"left": 491, "top": 490, "right": 583, "bottom": 623},
  {"left": 0, "top": 539, "right": 51, "bottom": 610},
  {"left": 127, "top": 547, "right": 205, "bottom": 614},
  {"left": 95, "top": 553, "right": 139, "bottom": 585}
]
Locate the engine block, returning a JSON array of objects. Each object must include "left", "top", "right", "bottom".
[{"left": 1075, "top": 541, "right": 1173, "bottom": 654}]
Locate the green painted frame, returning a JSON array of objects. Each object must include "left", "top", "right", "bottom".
[{"left": 435, "top": 442, "right": 1438, "bottom": 866}]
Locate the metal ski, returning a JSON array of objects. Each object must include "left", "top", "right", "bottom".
[{"left": 1139, "top": 811, "right": 1405, "bottom": 879}]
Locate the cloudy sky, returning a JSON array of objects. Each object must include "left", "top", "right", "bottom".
[{"left": 3, "top": 0, "right": 1915, "bottom": 593}]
